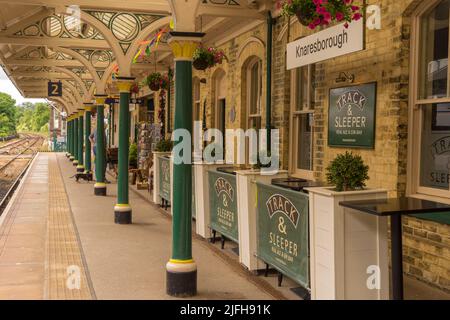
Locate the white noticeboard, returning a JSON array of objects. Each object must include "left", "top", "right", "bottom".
[{"left": 287, "top": 19, "right": 364, "bottom": 70}]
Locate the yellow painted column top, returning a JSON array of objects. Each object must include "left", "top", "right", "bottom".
[
  {"left": 84, "top": 103, "right": 94, "bottom": 112},
  {"left": 168, "top": 37, "right": 201, "bottom": 61},
  {"left": 114, "top": 77, "right": 135, "bottom": 93},
  {"left": 94, "top": 94, "right": 108, "bottom": 105}
]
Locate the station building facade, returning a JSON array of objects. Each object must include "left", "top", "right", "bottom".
[{"left": 117, "top": 0, "right": 448, "bottom": 292}]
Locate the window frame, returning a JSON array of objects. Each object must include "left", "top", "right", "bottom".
[
  {"left": 408, "top": 0, "right": 450, "bottom": 203},
  {"left": 289, "top": 64, "right": 315, "bottom": 181},
  {"left": 246, "top": 58, "right": 262, "bottom": 129}
]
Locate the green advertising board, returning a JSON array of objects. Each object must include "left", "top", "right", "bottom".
[
  {"left": 208, "top": 170, "right": 238, "bottom": 243},
  {"left": 328, "top": 82, "right": 377, "bottom": 148},
  {"left": 256, "top": 183, "right": 310, "bottom": 289},
  {"left": 159, "top": 156, "right": 171, "bottom": 202}
]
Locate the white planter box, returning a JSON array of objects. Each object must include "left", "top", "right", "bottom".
[
  {"left": 193, "top": 162, "right": 226, "bottom": 238},
  {"left": 305, "top": 187, "right": 389, "bottom": 300},
  {"left": 153, "top": 152, "right": 172, "bottom": 212},
  {"left": 236, "top": 169, "right": 288, "bottom": 271}
]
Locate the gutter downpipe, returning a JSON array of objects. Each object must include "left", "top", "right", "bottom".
[{"left": 266, "top": 11, "right": 273, "bottom": 152}]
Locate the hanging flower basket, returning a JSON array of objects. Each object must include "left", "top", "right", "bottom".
[
  {"left": 295, "top": 7, "right": 315, "bottom": 26},
  {"left": 277, "top": 0, "right": 363, "bottom": 30},
  {"left": 145, "top": 72, "right": 162, "bottom": 92},
  {"left": 193, "top": 46, "right": 227, "bottom": 71},
  {"left": 149, "top": 82, "right": 160, "bottom": 91},
  {"left": 193, "top": 58, "right": 210, "bottom": 71}
]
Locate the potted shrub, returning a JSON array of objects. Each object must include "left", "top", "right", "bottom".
[
  {"left": 326, "top": 151, "right": 369, "bottom": 191},
  {"left": 129, "top": 142, "right": 138, "bottom": 169},
  {"left": 193, "top": 46, "right": 227, "bottom": 71},
  {"left": 277, "top": 0, "right": 362, "bottom": 29},
  {"left": 305, "top": 152, "right": 389, "bottom": 300},
  {"left": 154, "top": 139, "right": 173, "bottom": 152}
]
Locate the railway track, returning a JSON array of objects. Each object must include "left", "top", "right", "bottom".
[{"left": 0, "top": 134, "right": 44, "bottom": 215}]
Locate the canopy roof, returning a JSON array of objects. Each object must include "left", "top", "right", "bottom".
[{"left": 0, "top": 0, "right": 275, "bottom": 114}]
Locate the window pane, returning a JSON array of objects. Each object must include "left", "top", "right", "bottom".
[
  {"left": 296, "top": 113, "right": 313, "bottom": 171},
  {"left": 249, "top": 60, "right": 261, "bottom": 115},
  {"left": 296, "top": 67, "right": 308, "bottom": 110},
  {"left": 419, "top": 0, "right": 449, "bottom": 99},
  {"left": 420, "top": 103, "right": 450, "bottom": 190}
]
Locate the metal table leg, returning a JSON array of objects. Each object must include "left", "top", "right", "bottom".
[{"left": 391, "top": 214, "right": 404, "bottom": 300}]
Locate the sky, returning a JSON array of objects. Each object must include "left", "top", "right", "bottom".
[{"left": 0, "top": 67, "right": 46, "bottom": 105}]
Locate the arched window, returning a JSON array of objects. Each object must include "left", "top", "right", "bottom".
[
  {"left": 410, "top": 0, "right": 450, "bottom": 199},
  {"left": 247, "top": 58, "right": 262, "bottom": 130}
]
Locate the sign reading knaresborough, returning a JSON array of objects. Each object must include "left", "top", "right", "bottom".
[
  {"left": 328, "top": 82, "right": 377, "bottom": 148},
  {"left": 208, "top": 171, "right": 238, "bottom": 243},
  {"left": 287, "top": 19, "right": 364, "bottom": 70},
  {"left": 256, "top": 183, "right": 309, "bottom": 288}
]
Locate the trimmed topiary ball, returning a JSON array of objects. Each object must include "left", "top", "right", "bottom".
[{"left": 326, "top": 151, "right": 369, "bottom": 192}]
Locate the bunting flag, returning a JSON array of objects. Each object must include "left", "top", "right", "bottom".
[
  {"left": 112, "top": 64, "right": 119, "bottom": 80},
  {"left": 132, "top": 28, "right": 169, "bottom": 64}
]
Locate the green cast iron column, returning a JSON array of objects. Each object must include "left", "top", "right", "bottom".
[
  {"left": 84, "top": 104, "right": 93, "bottom": 174},
  {"left": 70, "top": 118, "right": 74, "bottom": 160},
  {"left": 67, "top": 119, "right": 72, "bottom": 158},
  {"left": 172, "top": 60, "right": 193, "bottom": 261},
  {"left": 113, "top": 78, "right": 134, "bottom": 224},
  {"left": 166, "top": 35, "right": 203, "bottom": 298},
  {"left": 73, "top": 117, "right": 78, "bottom": 166},
  {"left": 94, "top": 95, "right": 107, "bottom": 196},
  {"left": 77, "top": 111, "right": 84, "bottom": 173}
]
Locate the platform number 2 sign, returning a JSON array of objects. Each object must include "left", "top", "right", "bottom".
[{"left": 48, "top": 81, "right": 62, "bottom": 97}]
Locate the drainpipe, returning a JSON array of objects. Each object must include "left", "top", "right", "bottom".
[
  {"left": 167, "top": 67, "right": 172, "bottom": 133},
  {"left": 266, "top": 11, "right": 273, "bottom": 152}
]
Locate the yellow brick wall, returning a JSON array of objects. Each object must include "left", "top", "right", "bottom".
[{"left": 163, "top": 0, "right": 450, "bottom": 292}]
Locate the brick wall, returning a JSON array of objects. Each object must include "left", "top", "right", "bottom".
[{"left": 177, "top": 0, "right": 450, "bottom": 292}]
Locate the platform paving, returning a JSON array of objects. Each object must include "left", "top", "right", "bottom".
[{"left": 0, "top": 152, "right": 449, "bottom": 300}]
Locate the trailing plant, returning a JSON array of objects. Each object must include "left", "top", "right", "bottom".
[
  {"left": 193, "top": 46, "right": 227, "bottom": 70},
  {"left": 130, "top": 82, "right": 140, "bottom": 94},
  {"left": 155, "top": 139, "right": 173, "bottom": 152},
  {"left": 277, "top": 0, "right": 363, "bottom": 30},
  {"left": 326, "top": 151, "right": 369, "bottom": 192}
]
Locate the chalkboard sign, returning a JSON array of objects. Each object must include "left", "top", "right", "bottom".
[
  {"left": 159, "top": 156, "right": 171, "bottom": 202},
  {"left": 328, "top": 82, "right": 377, "bottom": 148},
  {"left": 208, "top": 170, "right": 238, "bottom": 242},
  {"left": 256, "top": 183, "right": 310, "bottom": 289}
]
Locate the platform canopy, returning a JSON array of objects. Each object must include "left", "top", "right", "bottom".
[{"left": 0, "top": 0, "right": 274, "bottom": 114}]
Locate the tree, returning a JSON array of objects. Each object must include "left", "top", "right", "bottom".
[
  {"left": 0, "top": 92, "right": 17, "bottom": 137},
  {"left": 16, "top": 101, "right": 50, "bottom": 133}
]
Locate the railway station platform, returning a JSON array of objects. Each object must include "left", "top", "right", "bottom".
[
  {"left": 1, "top": 152, "right": 449, "bottom": 300},
  {"left": 0, "top": 153, "right": 277, "bottom": 300}
]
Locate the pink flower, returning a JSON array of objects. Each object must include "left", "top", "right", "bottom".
[
  {"left": 308, "top": 23, "right": 316, "bottom": 30},
  {"left": 313, "top": 0, "right": 322, "bottom": 5},
  {"left": 335, "top": 12, "right": 344, "bottom": 21},
  {"left": 353, "top": 13, "right": 362, "bottom": 21},
  {"left": 344, "top": 22, "right": 349, "bottom": 28},
  {"left": 313, "top": 18, "right": 322, "bottom": 26},
  {"left": 344, "top": 0, "right": 353, "bottom": 4},
  {"left": 317, "top": 6, "right": 327, "bottom": 14},
  {"left": 351, "top": 5, "right": 360, "bottom": 11},
  {"left": 323, "top": 12, "right": 332, "bottom": 21}
]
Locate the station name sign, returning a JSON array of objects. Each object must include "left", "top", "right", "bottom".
[{"left": 287, "top": 19, "right": 364, "bottom": 70}]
